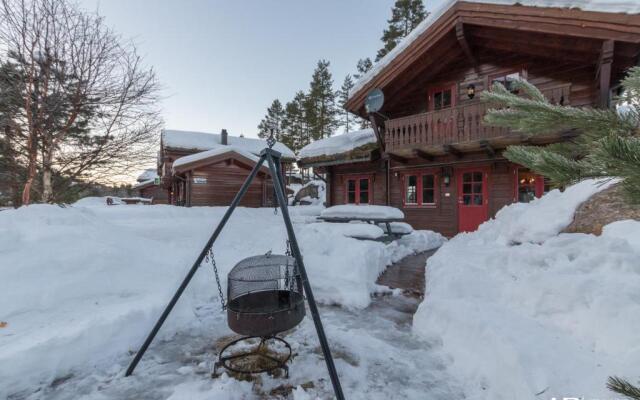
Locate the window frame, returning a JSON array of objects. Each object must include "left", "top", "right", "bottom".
[
  {"left": 344, "top": 175, "right": 373, "bottom": 205},
  {"left": 488, "top": 68, "right": 527, "bottom": 93},
  {"left": 402, "top": 171, "right": 438, "bottom": 208},
  {"left": 428, "top": 83, "right": 457, "bottom": 111},
  {"left": 514, "top": 167, "right": 545, "bottom": 203}
]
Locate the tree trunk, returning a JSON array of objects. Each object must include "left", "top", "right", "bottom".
[{"left": 41, "top": 132, "right": 53, "bottom": 203}]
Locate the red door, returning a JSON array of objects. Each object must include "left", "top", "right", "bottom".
[{"left": 457, "top": 168, "right": 489, "bottom": 232}]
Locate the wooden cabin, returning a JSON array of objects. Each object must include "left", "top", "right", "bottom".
[
  {"left": 299, "top": 1, "right": 640, "bottom": 237},
  {"left": 134, "top": 169, "right": 168, "bottom": 204},
  {"left": 158, "top": 129, "right": 295, "bottom": 207}
]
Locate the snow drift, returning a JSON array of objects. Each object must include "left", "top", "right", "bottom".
[
  {"left": 413, "top": 179, "right": 640, "bottom": 400},
  {"left": 0, "top": 203, "right": 443, "bottom": 396}
]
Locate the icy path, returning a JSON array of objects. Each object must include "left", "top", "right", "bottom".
[{"left": 25, "top": 294, "right": 461, "bottom": 400}]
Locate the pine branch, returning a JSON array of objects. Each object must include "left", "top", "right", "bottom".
[{"left": 608, "top": 376, "right": 640, "bottom": 400}]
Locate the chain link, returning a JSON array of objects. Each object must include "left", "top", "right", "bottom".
[{"left": 206, "top": 247, "right": 226, "bottom": 311}]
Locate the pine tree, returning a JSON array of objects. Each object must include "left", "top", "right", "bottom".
[
  {"left": 376, "top": 0, "right": 428, "bottom": 61},
  {"left": 257, "top": 99, "right": 286, "bottom": 141},
  {"left": 306, "top": 59, "right": 339, "bottom": 141},
  {"left": 481, "top": 67, "right": 640, "bottom": 203},
  {"left": 282, "top": 91, "right": 310, "bottom": 152},
  {"left": 337, "top": 74, "right": 355, "bottom": 132},
  {"left": 608, "top": 376, "right": 640, "bottom": 400},
  {"left": 354, "top": 58, "right": 373, "bottom": 80}
]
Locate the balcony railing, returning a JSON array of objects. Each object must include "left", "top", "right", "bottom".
[{"left": 384, "top": 84, "right": 571, "bottom": 154}]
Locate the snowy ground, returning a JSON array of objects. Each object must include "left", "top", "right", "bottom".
[
  {"left": 0, "top": 202, "right": 445, "bottom": 399},
  {"left": 414, "top": 179, "right": 640, "bottom": 400}
]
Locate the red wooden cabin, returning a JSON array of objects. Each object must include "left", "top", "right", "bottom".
[{"left": 299, "top": 1, "right": 640, "bottom": 237}]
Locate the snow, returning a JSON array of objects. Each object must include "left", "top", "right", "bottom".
[
  {"left": 298, "top": 128, "right": 376, "bottom": 159},
  {"left": 320, "top": 205, "right": 405, "bottom": 220},
  {"left": 351, "top": 0, "right": 640, "bottom": 98},
  {"left": 378, "top": 221, "right": 414, "bottom": 235},
  {"left": 73, "top": 196, "right": 122, "bottom": 206},
  {"left": 413, "top": 179, "right": 639, "bottom": 400},
  {"left": 133, "top": 179, "right": 155, "bottom": 189},
  {"left": 162, "top": 129, "right": 295, "bottom": 159},
  {"left": 136, "top": 169, "right": 158, "bottom": 182},
  {"left": 172, "top": 146, "right": 261, "bottom": 171},
  {"left": 0, "top": 203, "right": 442, "bottom": 398}
]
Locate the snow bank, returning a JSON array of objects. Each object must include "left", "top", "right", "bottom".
[
  {"left": 413, "top": 179, "right": 639, "bottom": 399},
  {"left": 172, "top": 146, "right": 260, "bottom": 170},
  {"left": 298, "top": 128, "right": 375, "bottom": 159},
  {"left": 0, "top": 203, "right": 441, "bottom": 396},
  {"left": 351, "top": 0, "right": 640, "bottom": 97},
  {"left": 320, "top": 205, "right": 404, "bottom": 220}
]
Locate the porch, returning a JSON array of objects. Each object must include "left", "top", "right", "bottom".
[{"left": 384, "top": 84, "right": 572, "bottom": 157}]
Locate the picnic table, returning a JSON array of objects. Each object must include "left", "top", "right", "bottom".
[{"left": 317, "top": 205, "right": 411, "bottom": 241}]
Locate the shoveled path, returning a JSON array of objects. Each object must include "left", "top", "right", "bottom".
[{"left": 376, "top": 249, "right": 438, "bottom": 297}]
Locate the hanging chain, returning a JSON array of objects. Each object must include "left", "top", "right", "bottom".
[{"left": 205, "top": 247, "right": 226, "bottom": 311}]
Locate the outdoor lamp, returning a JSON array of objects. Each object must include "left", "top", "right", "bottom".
[{"left": 467, "top": 84, "right": 476, "bottom": 99}]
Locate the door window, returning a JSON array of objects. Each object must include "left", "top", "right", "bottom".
[{"left": 462, "top": 172, "right": 484, "bottom": 206}]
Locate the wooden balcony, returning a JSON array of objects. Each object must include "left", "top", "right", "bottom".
[{"left": 384, "top": 84, "right": 572, "bottom": 157}]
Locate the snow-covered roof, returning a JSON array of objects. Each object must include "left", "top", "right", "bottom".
[
  {"left": 133, "top": 179, "right": 156, "bottom": 189},
  {"left": 161, "top": 129, "right": 295, "bottom": 159},
  {"left": 172, "top": 146, "right": 262, "bottom": 172},
  {"left": 298, "top": 128, "right": 377, "bottom": 161},
  {"left": 351, "top": 0, "right": 640, "bottom": 99},
  {"left": 136, "top": 168, "right": 158, "bottom": 183}
]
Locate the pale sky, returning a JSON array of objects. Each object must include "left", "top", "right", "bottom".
[{"left": 78, "top": 0, "right": 409, "bottom": 140}]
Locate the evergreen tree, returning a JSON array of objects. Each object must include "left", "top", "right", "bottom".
[
  {"left": 282, "top": 91, "right": 310, "bottom": 151},
  {"left": 306, "top": 59, "right": 339, "bottom": 141},
  {"left": 257, "top": 99, "right": 286, "bottom": 141},
  {"left": 608, "top": 377, "right": 640, "bottom": 400},
  {"left": 337, "top": 74, "right": 355, "bottom": 132},
  {"left": 481, "top": 67, "right": 640, "bottom": 203},
  {"left": 376, "top": 0, "right": 428, "bottom": 61},
  {"left": 354, "top": 58, "right": 373, "bottom": 80}
]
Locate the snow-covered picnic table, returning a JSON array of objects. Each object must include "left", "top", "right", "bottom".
[{"left": 318, "top": 205, "right": 410, "bottom": 239}]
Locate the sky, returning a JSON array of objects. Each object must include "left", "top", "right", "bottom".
[{"left": 77, "top": 0, "right": 411, "bottom": 140}]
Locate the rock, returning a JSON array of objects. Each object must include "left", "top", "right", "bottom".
[
  {"left": 564, "top": 183, "right": 640, "bottom": 235},
  {"left": 293, "top": 181, "right": 324, "bottom": 205}
]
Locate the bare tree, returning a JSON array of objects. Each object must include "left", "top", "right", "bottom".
[{"left": 0, "top": 0, "right": 161, "bottom": 204}]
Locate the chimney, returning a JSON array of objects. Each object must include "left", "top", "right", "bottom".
[{"left": 221, "top": 129, "right": 228, "bottom": 145}]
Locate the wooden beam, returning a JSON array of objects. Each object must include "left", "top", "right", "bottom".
[
  {"left": 413, "top": 149, "right": 434, "bottom": 161},
  {"left": 597, "top": 39, "right": 615, "bottom": 109},
  {"left": 368, "top": 114, "right": 386, "bottom": 153},
  {"left": 456, "top": 21, "right": 478, "bottom": 71},
  {"left": 443, "top": 144, "right": 462, "bottom": 158},
  {"left": 479, "top": 140, "right": 496, "bottom": 158},
  {"left": 387, "top": 153, "right": 409, "bottom": 164}
]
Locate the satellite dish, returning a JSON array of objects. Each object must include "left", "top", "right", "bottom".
[{"left": 364, "top": 88, "right": 384, "bottom": 114}]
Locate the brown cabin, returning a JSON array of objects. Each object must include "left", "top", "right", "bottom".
[
  {"left": 134, "top": 169, "right": 168, "bottom": 204},
  {"left": 157, "top": 129, "right": 295, "bottom": 207},
  {"left": 299, "top": 1, "right": 640, "bottom": 237}
]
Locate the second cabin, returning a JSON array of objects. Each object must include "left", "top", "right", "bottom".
[
  {"left": 151, "top": 129, "right": 295, "bottom": 207},
  {"left": 298, "top": 0, "right": 640, "bottom": 237}
]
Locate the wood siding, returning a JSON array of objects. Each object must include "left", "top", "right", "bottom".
[
  {"left": 188, "top": 161, "right": 271, "bottom": 207},
  {"left": 328, "top": 153, "right": 517, "bottom": 237},
  {"left": 139, "top": 185, "right": 168, "bottom": 204}
]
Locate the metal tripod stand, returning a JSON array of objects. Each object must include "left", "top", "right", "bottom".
[{"left": 124, "top": 145, "right": 345, "bottom": 400}]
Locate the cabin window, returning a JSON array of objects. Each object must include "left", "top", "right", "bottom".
[
  {"left": 428, "top": 84, "right": 456, "bottom": 111},
  {"left": 462, "top": 172, "right": 484, "bottom": 206},
  {"left": 345, "top": 176, "right": 371, "bottom": 205},
  {"left": 516, "top": 169, "right": 546, "bottom": 202},
  {"left": 491, "top": 71, "right": 522, "bottom": 93},
  {"left": 404, "top": 172, "right": 437, "bottom": 206}
]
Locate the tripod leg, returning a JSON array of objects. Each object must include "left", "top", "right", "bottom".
[
  {"left": 125, "top": 155, "right": 267, "bottom": 377},
  {"left": 265, "top": 152, "right": 345, "bottom": 400}
]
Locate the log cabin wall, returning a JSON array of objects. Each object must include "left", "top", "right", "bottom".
[
  {"left": 139, "top": 185, "right": 168, "bottom": 204},
  {"left": 187, "top": 162, "right": 271, "bottom": 207}
]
